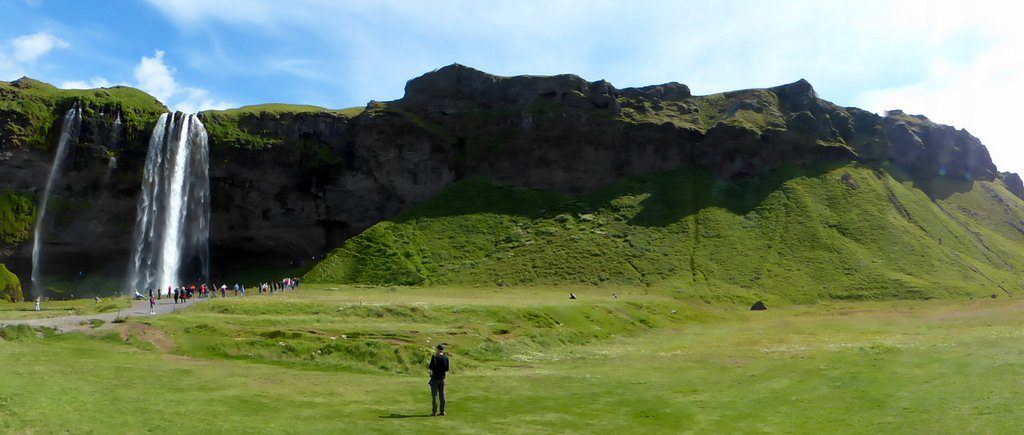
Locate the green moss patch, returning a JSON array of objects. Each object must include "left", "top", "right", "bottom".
[
  {"left": 0, "top": 190, "right": 35, "bottom": 244},
  {"left": 0, "top": 264, "right": 23, "bottom": 302}
]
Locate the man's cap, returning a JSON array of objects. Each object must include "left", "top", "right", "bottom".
[{"left": 436, "top": 344, "right": 445, "bottom": 350}]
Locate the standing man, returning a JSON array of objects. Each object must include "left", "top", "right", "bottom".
[{"left": 428, "top": 344, "right": 450, "bottom": 416}]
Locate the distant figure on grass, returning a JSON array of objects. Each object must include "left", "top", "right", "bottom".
[
  {"left": 569, "top": 293, "right": 577, "bottom": 300},
  {"left": 428, "top": 344, "right": 450, "bottom": 416},
  {"left": 35, "top": 296, "right": 41, "bottom": 312},
  {"left": 149, "top": 295, "right": 156, "bottom": 315}
]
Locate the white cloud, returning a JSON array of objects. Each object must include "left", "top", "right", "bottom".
[
  {"left": 11, "top": 32, "right": 68, "bottom": 63},
  {"left": 134, "top": 50, "right": 178, "bottom": 103},
  {"left": 60, "top": 77, "right": 121, "bottom": 89},
  {"left": 0, "top": 31, "right": 68, "bottom": 80},
  {"left": 132, "top": 49, "right": 233, "bottom": 112},
  {"left": 174, "top": 87, "right": 234, "bottom": 113}
]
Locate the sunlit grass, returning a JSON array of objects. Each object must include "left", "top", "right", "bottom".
[{"left": 2, "top": 287, "right": 1023, "bottom": 432}]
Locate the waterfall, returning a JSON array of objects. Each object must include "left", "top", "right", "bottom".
[
  {"left": 127, "top": 112, "right": 210, "bottom": 295},
  {"left": 30, "top": 104, "right": 82, "bottom": 297}
]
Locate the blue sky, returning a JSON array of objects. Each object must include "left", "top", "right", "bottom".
[{"left": 1, "top": 0, "right": 1021, "bottom": 174}]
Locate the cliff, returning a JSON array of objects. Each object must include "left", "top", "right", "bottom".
[{"left": 0, "top": 65, "right": 1019, "bottom": 298}]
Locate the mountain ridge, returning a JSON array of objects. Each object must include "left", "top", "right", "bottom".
[{"left": 0, "top": 65, "right": 1021, "bottom": 299}]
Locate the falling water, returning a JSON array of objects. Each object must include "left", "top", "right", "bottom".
[
  {"left": 30, "top": 104, "right": 82, "bottom": 296},
  {"left": 103, "top": 112, "right": 122, "bottom": 184},
  {"left": 127, "top": 112, "right": 210, "bottom": 295}
]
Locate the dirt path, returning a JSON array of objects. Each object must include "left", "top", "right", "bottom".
[{"left": 0, "top": 297, "right": 202, "bottom": 332}]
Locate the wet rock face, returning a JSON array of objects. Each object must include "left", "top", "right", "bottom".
[{"left": 0, "top": 111, "right": 149, "bottom": 285}]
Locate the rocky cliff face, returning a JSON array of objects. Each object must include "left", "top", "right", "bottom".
[
  {"left": 0, "top": 79, "right": 165, "bottom": 291},
  {"left": 0, "top": 65, "right": 1013, "bottom": 292}
]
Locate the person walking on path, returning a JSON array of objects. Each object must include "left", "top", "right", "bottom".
[
  {"left": 428, "top": 344, "right": 450, "bottom": 416},
  {"left": 149, "top": 295, "right": 156, "bottom": 315}
]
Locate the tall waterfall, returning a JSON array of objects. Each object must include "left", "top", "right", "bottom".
[
  {"left": 127, "top": 112, "right": 210, "bottom": 295},
  {"left": 30, "top": 104, "right": 82, "bottom": 296}
]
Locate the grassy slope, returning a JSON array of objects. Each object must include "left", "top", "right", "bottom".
[
  {"left": 3, "top": 288, "right": 1024, "bottom": 432},
  {"left": 0, "top": 77, "right": 166, "bottom": 150},
  {"left": 306, "top": 163, "right": 1024, "bottom": 303}
]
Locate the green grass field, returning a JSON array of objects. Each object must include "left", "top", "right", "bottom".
[
  {"left": 0, "top": 297, "right": 129, "bottom": 320},
  {"left": 2, "top": 285, "right": 1024, "bottom": 433}
]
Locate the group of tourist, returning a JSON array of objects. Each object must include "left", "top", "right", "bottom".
[
  {"left": 136, "top": 277, "right": 302, "bottom": 313},
  {"left": 257, "top": 277, "right": 300, "bottom": 294}
]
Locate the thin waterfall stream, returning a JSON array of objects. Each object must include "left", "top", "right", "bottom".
[{"left": 30, "top": 104, "right": 82, "bottom": 297}]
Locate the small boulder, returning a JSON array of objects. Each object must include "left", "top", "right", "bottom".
[{"left": 750, "top": 301, "right": 767, "bottom": 311}]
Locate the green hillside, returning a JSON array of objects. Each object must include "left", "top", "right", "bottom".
[{"left": 306, "top": 163, "right": 1024, "bottom": 303}]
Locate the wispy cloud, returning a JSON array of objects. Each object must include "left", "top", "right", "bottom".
[
  {"left": 0, "top": 31, "right": 68, "bottom": 78},
  {"left": 10, "top": 32, "right": 66, "bottom": 62}
]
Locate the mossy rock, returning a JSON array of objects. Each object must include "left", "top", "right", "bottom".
[
  {"left": 0, "top": 263, "right": 24, "bottom": 302},
  {"left": 0, "top": 190, "right": 35, "bottom": 244}
]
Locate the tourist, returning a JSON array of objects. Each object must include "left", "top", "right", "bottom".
[
  {"left": 149, "top": 295, "right": 156, "bottom": 315},
  {"left": 428, "top": 344, "right": 450, "bottom": 416},
  {"left": 173, "top": 288, "right": 179, "bottom": 304}
]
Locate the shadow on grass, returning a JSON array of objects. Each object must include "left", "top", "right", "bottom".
[{"left": 379, "top": 413, "right": 434, "bottom": 419}]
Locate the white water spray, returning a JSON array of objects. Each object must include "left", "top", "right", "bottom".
[
  {"left": 30, "top": 104, "right": 82, "bottom": 297},
  {"left": 127, "top": 113, "right": 210, "bottom": 295}
]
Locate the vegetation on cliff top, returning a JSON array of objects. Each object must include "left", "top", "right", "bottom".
[
  {"left": 201, "top": 104, "right": 364, "bottom": 149},
  {"left": 0, "top": 263, "right": 23, "bottom": 302},
  {"left": 306, "top": 163, "right": 1024, "bottom": 303},
  {"left": 0, "top": 77, "right": 166, "bottom": 150}
]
